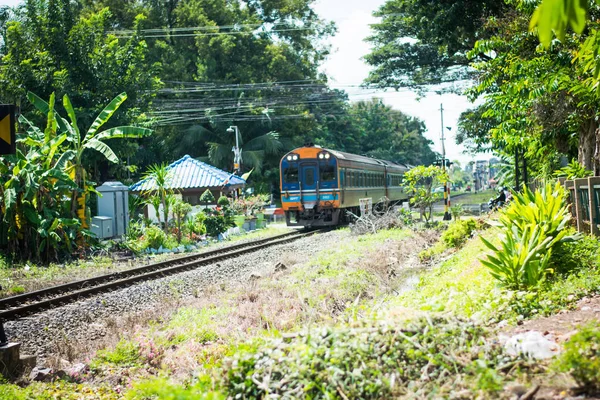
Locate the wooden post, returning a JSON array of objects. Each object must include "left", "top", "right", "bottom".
[
  {"left": 564, "top": 180, "right": 576, "bottom": 226},
  {"left": 589, "top": 177, "right": 600, "bottom": 236}
]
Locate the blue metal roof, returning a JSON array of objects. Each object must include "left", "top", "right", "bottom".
[{"left": 129, "top": 155, "right": 246, "bottom": 192}]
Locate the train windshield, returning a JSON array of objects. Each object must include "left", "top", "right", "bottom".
[
  {"left": 320, "top": 164, "right": 336, "bottom": 182},
  {"left": 284, "top": 166, "right": 299, "bottom": 183}
]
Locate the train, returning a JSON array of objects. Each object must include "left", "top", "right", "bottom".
[{"left": 279, "top": 144, "right": 411, "bottom": 227}]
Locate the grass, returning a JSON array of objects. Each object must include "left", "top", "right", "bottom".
[{"left": 452, "top": 190, "right": 496, "bottom": 204}]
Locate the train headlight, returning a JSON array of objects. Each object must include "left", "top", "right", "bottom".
[
  {"left": 318, "top": 154, "right": 324, "bottom": 159},
  {"left": 324, "top": 153, "right": 330, "bottom": 159},
  {"left": 292, "top": 155, "right": 299, "bottom": 161}
]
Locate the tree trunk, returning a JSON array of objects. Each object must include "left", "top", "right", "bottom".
[
  {"left": 579, "top": 119, "right": 599, "bottom": 174},
  {"left": 161, "top": 196, "right": 168, "bottom": 234}
]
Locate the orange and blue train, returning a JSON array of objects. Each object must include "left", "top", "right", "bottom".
[{"left": 280, "top": 144, "right": 411, "bottom": 227}]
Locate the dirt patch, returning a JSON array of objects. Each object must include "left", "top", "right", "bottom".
[{"left": 508, "top": 295, "right": 600, "bottom": 341}]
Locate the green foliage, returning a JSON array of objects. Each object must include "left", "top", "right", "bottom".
[
  {"left": 217, "top": 196, "right": 230, "bottom": 207},
  {"left": 204, "top": 216, "right": 227, "bottom": 238},
  {"left": 224, "top": 317, "right": 503, "bottom": 398},
  {"left": 554, "top": 321, "right": 600, "bottom": 391},
  {"left": 403, "top": 165, "right": 448, "bottom": 222},
  {"left": 142, "top": 163, "right": 173, "bottom": 233},
  {"left": 480, "top": 183, "right": 579, "bottom": 290},
  {"left": 162, "top": 307, "right": 222, "bottom": 346},
  {"left": 442, "top": 218, "right": 480, "bottom": 248},
  {"left": 92, "top": 339, "right": 141, "bottom": 369},
  {"left": 172, "top": 198, "right": 193, "bottom": 243},
  {"left": 143, "top": 225, "right": 168, "bottom": 250},
  {"left": 530, "top": 0, "right": 588, "bottom": 47},
  {"left": 551, "top": 233, "right": 600, "bottom": 274},
  {"left": 555, "top": 159, "right": 593, "bottom": 179},
  {"left": 127, "top": 378, "right": 223, "bottom": 400},
  {"left": 450, "top": 204, "right": 464, "bottom": 220},
  {"left": 200, "top": 190, "right": 216, "bottom": 208},
  {"left": 315, "top": 99, "right": 437, "bottom": 165},
  {"left": 364, "top": 0, "right": 505, "bottom": 88}
]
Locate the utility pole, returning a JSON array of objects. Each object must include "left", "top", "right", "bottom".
[
  {"left": 440, "top": 104, "right": 451, "bottom": 221},
  {"left": 227, "top": 125, "right": 242, "bottom": 174}
]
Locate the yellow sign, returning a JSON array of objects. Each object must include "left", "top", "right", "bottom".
[{"left": 0, "top": 105, "right": 15, "bottom": 155}]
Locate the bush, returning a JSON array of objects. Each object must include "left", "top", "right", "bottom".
[
  {"left": 480, "top": 183, "right": 580, "bottom": 290},
  {"left": 204, "top": 215, "right": 228, "bottom": 237},
  {"left": 144, "top": 225, "right": 168, "bottom": 249},
  {"left": 551, "top": 233, "right": 600, "bottom": 275},
  {"left": 217, "top": 196, "right": 230, "bottom": 207},
  {"left": 442, "top": 218, "right": 480, "bottom": 248},
  {"left": 554, "top": 322, "right": 600, "bottom": 392}
]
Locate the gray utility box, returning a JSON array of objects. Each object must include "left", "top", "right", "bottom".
[
  {"left": 96, "top": 181, "right": 129, "bottom": 237},
  {"left": 91, "top": 216, "right": 113, "bottom": 239}
]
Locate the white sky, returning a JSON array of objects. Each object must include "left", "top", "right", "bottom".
[{"left": 0, "top": 0, "right": 479, "bottom": 164}]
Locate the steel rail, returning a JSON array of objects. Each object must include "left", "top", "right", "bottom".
[{"left": 0, "top": 229, "right": 318, "bottom": 321}]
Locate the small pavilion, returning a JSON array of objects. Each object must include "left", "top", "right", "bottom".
[{"left": 129, "top": 155, "right": 246, "bottom": 206}]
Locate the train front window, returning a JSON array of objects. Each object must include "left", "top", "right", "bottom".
[
  {"left": 284, "top": 166, "right": 299, "bottom": 183},
  {"left": 305, "top": 168, "right": 315, "bottom": 186},
  {"left": 320, "top": 164, "right": 336, "bottom": 182}
]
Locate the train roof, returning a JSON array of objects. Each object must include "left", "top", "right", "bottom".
[{"left": 323, "top": 148, "right": 411, "bottom": 170}]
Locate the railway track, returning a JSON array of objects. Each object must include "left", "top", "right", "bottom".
[{"left": 0, "top": 229, "right": 321, "bottom": 322}]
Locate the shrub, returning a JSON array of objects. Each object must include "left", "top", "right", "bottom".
[
  {"left": 480, "top": 182, "right": 580, "bottom": 290},
  {"left": 144, "top": 225, "right": 168, "bottom": 249},
  {"left": 554, "top": 322, "right": 600, "bottom": 392},
  {"left": 442, "top": 218, "right": 480, "bottom": 248},
  {"left": 204, "top": 216, "right": 228, "bottom": 237},
  {"left": 217, "top": 196, "right": 230, "bottom": 207},
  {"left": 550, "top": 233, "right": 600, "bottom": 275},
  {"left": 554, "top": 159, "right": 593, "bottom": 180}
]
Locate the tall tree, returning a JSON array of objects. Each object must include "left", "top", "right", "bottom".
[{"left": 364, "top": 0, "right": 506, "bottom": 89}]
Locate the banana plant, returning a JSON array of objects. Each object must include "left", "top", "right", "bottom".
[{"left": 27, "top": 91, "right": 152, "bottom": 227}]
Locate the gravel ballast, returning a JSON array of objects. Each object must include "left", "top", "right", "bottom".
[{"left": 5, "top": 230, "right": 344, "bottom": 362}]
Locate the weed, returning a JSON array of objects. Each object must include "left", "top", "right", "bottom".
[
  {"left": 91, "top": 339, "right": 142, "bottom": 369},
  {"left": 126, "top": 378, "right": 223, "bottom": 400},
  {"left": 8, "top": 285, "right": 25, "bottom": 295},
  {"left": 161, "top": 307, "right": 222, "bottom": 346}
]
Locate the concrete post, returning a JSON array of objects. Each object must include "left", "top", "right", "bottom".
[{"left": 573, "top": 178, "right": 587, "bottom": 233}]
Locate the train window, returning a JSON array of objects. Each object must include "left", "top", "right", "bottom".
[
  {"left": 320, "top": 164, "right": 336, "bottom": 181},
  {"left": 305, "top": 168, "right": 315, "bottom": 186},
  {"left": 284, "top": 166, "right": 299, "bottom": 183}
]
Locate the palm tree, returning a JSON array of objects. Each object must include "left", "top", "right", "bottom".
[
  {"left": 27, "top": 91, "right": 152, "bottom": 228},
  {"left": 142, "top": 163, "right": 173, "bottom": 233},
  {"left": 179, "top": 124, "right": 283, "bottom": 172}
]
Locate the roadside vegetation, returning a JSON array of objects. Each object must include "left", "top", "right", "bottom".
[{"left": 2, "top": 180, "right": 599, "bottom": 398}]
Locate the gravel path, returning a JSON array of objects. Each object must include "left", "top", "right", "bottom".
[{"left": 5, "top": 230, "right": 343, "bottom": 362}]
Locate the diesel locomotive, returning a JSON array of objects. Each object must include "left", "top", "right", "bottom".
[{"left": 280, "top": 145, "right": 411, "bottom": 227}]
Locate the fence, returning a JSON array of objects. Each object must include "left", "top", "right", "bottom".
[{"left": 564, "top": 176, "right": 600, "bottom": 236}]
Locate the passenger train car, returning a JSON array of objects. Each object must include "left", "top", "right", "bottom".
[{"left": 280, "top": 145, "right": 411, "bottom": 227}]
